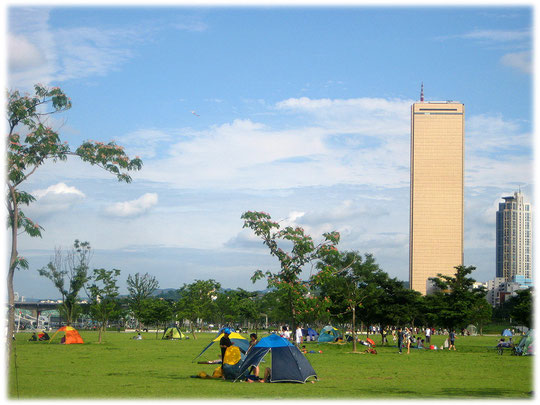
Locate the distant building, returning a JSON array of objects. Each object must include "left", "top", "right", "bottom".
[
  {"left": 484, "top": 277, "right": 528, "bottom": 307},
  {"left": 409, "top": 87, "right": 464, "bottom": 295},
  {"left": 496, "top": 190, "right": 532, "bottom": 283}
]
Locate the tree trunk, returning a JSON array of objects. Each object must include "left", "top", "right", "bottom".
[
  {"left": 7, "top": 186, "right": 19, "bottom": 362},
  {"left": 352, "top": 306, "right": 357, "bottom": 352}
]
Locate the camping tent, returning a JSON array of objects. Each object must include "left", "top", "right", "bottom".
[
  {"left": 50, "top": 326, "right": 84, "bottom": 344},
  {"left": 465, "top": 324, "right": 478, "bottom": 336},
  {"left": 192, "top": 331, "right": 249, "bottom": 362},
  {"left": 193, "top": 345, "right": 244, "bottom": 380},
  {"left": 514, "top": 329, "right": 533, "bottom": 356},
  {"left": 302, "top": 328, "right": 319, "bottom": 341},
  {"left": 162, "top": 325, "right": 186, "bottom": 340},
  {"left": 502, "top": 329, "right": 513, "bottom": 337},
  {"left": 222, "top": 345, "right": 246, "bottom": 380},
  {"left": 235, "top": 333, "right": 317, "bottom": 383},
  {"left": 318, "top": 325, "right": 342, "bottom": 343}
]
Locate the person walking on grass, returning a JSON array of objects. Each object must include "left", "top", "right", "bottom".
[{"left": 449, "top": 330, "right": 456, "bottom": 351}]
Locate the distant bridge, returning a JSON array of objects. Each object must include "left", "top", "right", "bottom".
[{"left": 13, "top": 301, "right": 89, "bottom": 322}]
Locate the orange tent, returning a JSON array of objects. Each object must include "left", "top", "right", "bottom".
[{"left": 50, "top": 326, "right": 84, "bottom": 344}]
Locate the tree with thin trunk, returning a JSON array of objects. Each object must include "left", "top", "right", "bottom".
[
  {"left": 314, "top": 251, "right": 381, "bottom": 353},
  {"left": 6, "top": 84, "right": 142, "bottom": 360},
  {"left": 176, "top": 279, "right": 220, "bottom": 339},
  {"left": 87, "top": 268, "right": 121, "bottom": 343},
  {"left": 241, "top": 211, "right": 340, "bottom": 340},
  {"left": 38, "top": 240, "right": 92, "bottom": 326},
  {"left": 127, "top": 272, "right": 159, "bottom": 328}
]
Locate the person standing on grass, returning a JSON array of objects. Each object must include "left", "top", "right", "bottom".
[
  {"left": 405, "top": 328, "right": 412, "bottom": 354},
  {"left": 397, "top": 327, "right": 404, "bottom": 354},
  {"left": 449, "top": 330, "right": 456, "bottom": 351},
  {"left": 220, "top": 328, "right": 233, "bottom": 369},
  {"left": 295, "top": 325, "right": 303, "bottom": 346},
  {"left": 425, "top": 326, "right": 431, "bottom": 345}
]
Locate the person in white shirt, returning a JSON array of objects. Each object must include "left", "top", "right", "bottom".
[
  {"left": 425, "top": 327, "right": 431, "bottom": 345},
  {"left": 295, "top": 326, "right": 303, "bottom": 345}
]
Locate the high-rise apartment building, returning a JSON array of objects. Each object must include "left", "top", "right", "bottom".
[
  {"left": 496, "top": 190, "right": 532, "bottom": 282},
  {"left": 409, "top": 94, "right": 464, "bottom": 295}
]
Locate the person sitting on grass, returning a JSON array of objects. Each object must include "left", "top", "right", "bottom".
[
  {"left": 39, "top": 331, "right": 50, "bottom": 341},
  {"left": 246, "top": 367, "right": 272, "bottom": 383},
  {"left": 29, "top": 332, "right": 37, "bottom": 341},
  {"left": 248, "top": 333, "right": 259, "bottom": 377}
]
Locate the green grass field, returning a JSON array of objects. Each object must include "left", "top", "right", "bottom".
[{"left": 8, "top": 330, "right": 533, "bottom": 399}]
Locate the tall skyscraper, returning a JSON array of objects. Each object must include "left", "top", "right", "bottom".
[
  {"left": 409, "top": 92, "right": 465, "bottom": 295},
  {"left": 496, "top": 190, "right": 532, "bottom": 282}
]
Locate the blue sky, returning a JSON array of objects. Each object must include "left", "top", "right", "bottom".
[{"left": 5, "top": 3, "right": 534, "bottom": 299}]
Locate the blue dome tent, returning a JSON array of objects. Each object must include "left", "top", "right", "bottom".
[
  {"left": 302, "top": 328, "right": 319, "bottom": 341},
  {"left": 502, "top": 329, "right": 513, "bottom": 337},
  {"left": 234, "top": 334, "right": 317, "bottom": 383}
]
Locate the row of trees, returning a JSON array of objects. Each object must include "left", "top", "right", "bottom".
[{"left": 35, "top": 215, "right": 533, "bottom": 346}]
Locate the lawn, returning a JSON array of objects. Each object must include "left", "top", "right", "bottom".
[{"left": 8, "top": 330, "right": 533, "bottom": 399}]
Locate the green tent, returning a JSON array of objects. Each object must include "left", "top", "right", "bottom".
[
  {"left": 162, "top": 325, "right": 186, "bottom": 340},
  {"left": 514, "top": 329, "right": 533, "bottom": 356},
  {"left": 318, "top": 325, "right": 342, "bottom": 343}
]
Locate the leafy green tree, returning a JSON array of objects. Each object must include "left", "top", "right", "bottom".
[
  {"left": 228, "top": 288, "right": 261, "bottom": 329},
  {"left": 38, "top": 240, "right": 92, "bottom": 326},
  {"left": 509, "top": 288, "right": 533, "bottom": 328},
  {"left": 427, "top": 265, "right": 488, "bottom": 330},
  {"left": 375, "top": 278, "right": 423, "bottom": 330},
  {"left": 257, "top": 288, "right": 290, "bottom": 327},
  {"left": 6, "top": 84, "right": 142, "bottom": 357},
  {"left": 127, "top": 272, "right": 159, "bottom": 328},
  {"left": 87, "top": 268, "right": 121, "bottom": 343},
  {"left": 241, "top": 211, "right": 339, "bottom": 338},
  {"left": 314, "top": 251, "right": 416, "bottom": 350},
  {"left": 468, "top": 295, "right": 493, "bottom": 335},
  {"left": 176, "top": 279, "right": 220, "bottom": 338},
  {"left": 314, "top": 251, "right": 370, "bottom": 351},
  {"left": 138, "top": 298, "right": 174, "bottom": 339}
]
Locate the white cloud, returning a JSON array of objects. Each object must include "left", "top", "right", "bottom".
[
  {"left": 8, "top": 33, "right": 46, "bottom": 71},
  {"left": 467, "top": 113, "right": 530, "bottom": 152},
  {"left": 500, "top": 51, "right": 532, "bottom": 74},
  {"left": 275, "top": 96, "right": 412, "bottom": 136},
  {"left": 8, "top": 8, "right": 137, "bottom": 89},
  {"left": 133, "top": 97, "right": 413, "bottom": 190},
  {"left": 461, "top": 29, "right": 531, "bottom": 42},
  {"left": 116, "top": 129, "right": 173, "bottom": 159},
  {"left": 104, "top": 193, "right": 158, "bottom": 218},
  {"left": 465, "top": 113, "right": 532, "bottom": 188},
  {"left": 28, "top": 182, "right": 85, "bottom": 216},
  {"left": 33, "top": 182, "right": 85, "bottom": 199},
  {"left": 436, "top": 28, "right": 531, "bottom": 75}
]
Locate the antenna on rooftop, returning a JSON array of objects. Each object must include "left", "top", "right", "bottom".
[{"left": 420, "top": 82, "right": 424, "bottom": 102}]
